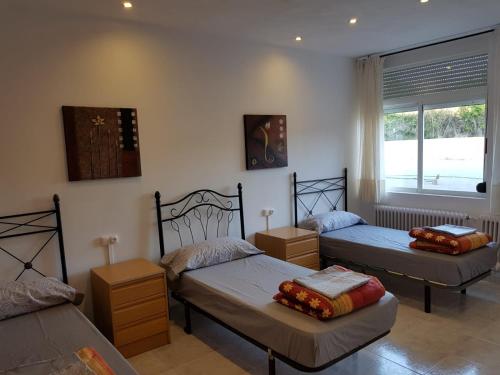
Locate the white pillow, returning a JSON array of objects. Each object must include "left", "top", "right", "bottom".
[
  {"left": 161, "top": 237, "right": 264, "bottom": 280},
  {"left": 298, "top": 211, "right": 367, "bottom": 234},
  {"left": 0, "top": 277, "right": 80, "bottom": 321}
]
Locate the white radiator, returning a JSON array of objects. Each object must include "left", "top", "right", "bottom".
[
  {"left": 375, "top": 205, "right": 469, "bottom": 231},
  {"left": 479, "top": 216, "right": 500, "bottom": 243}
]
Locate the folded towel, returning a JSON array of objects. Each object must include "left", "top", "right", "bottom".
[
  {"left": 293, "top": 265, "right": 371, "bottom": 299},
  {"left": 409, "top": 227, "right": 492, "bottom": 254},
  {"left": 274, "top": 271, "right": 385, "bottom": 320},
  {"left": 423, "top": 224, "right": 477, "bottom": 237}
]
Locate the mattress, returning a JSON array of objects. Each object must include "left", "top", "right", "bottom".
[
  {"left": 175, "top": 254, "right": 398, "bottom": 369},
  {"left": 0, "top": 303, "right": 138, "bottom": 375},
  {"left": 320, "top": 225, "right": 498, "bottom": 286}
]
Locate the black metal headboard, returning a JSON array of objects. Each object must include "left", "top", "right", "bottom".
[
  {"left": 154, "top": 184, "right": 245, "bottom": 257},
  {"left": 0, "top": 195, "right": 68, "bottom": 283},
  {"left": 293, "top": 168, "right": 348, "bottom": 227}
]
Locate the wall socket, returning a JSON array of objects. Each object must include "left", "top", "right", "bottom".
[
  {"left": 100, "top": 235, "right": 119, "bottom": 246},
  {"left": 262, "top": 209, "right": 275, "bottom": 217}
]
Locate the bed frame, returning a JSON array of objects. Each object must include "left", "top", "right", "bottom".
[
  {"left": 0, "top": 195, "right": 68, "bottom": 283},
  {"left": 293, "top": 168, "right": 492, "bottom": 313},
  {"left": 155, "top": 184, "right": 389, "bottom": 375}
]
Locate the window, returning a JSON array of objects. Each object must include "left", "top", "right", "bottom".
[
  {"left": 384, "top": 102, "right": 486, "bottom": 194},
  {"left": 383, "top": 54, "right": 488, "bottom": 196}
]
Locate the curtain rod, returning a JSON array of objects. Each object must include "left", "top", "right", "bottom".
[{"left": 380, "top": 29, "right": 494, "bottom": 58}]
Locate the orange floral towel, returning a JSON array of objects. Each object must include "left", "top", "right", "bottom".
[
  {"left": 409, "top": 227, "right": 492, "bottom": 254},
  {"left": 273, "top": 269, "right": 385, "bottom": 320},
  {"left": 76, "top": 347, "right": 116, "bottom": 375}
]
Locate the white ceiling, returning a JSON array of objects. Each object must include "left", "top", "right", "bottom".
[{"left": 7, "top": 0, "right": 500, "bottom": 57}]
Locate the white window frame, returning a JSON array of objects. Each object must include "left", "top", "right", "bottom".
[{"left": 384, "top": 95, "right": 488, "bottom": 198}]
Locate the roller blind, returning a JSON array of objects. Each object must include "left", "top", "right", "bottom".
[{"left": 383, "top": 54, "right": 488, "bottom": 99}]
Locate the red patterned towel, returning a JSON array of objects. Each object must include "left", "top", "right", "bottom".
[
  {"left": 409, "top": 227, "right": 492, "bottom": 255},
  {"left": 273, "top": 267, "right": 385, "bottom": 320},
  {"left": 76, "top": 347, "right": 116, "bottom": 375}
]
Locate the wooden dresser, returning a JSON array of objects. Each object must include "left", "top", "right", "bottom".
[
  {"left": 255, "top": 226, "right": 319, "bottom": 270},
  {"left": 91, "top": 258, "right": 170, "bottom": 358}
]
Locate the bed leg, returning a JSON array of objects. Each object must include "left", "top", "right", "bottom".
[
  {"left": 184, "top": 302, "right": 192, "bottom": 334},
  {"left": 424, "top": 286, "right": 431, "bottom": 313},
  {"left": 267, "top": 349, "right": 276, "bottom": 375},
  {"left": 461, "top": 289, "right": 466, "bottom": 295}
]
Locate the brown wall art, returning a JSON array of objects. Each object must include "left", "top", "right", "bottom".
[
  {"left": 244, "top": 114, "right": 288, "bottom": 170},
  {"left": 62, "top": 106, "right": 141, "bottom": 181}
]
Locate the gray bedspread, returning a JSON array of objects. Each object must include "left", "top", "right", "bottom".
[
  {"left": 0, "top": 303, "right": 138, "bottom": 375},
  {"left": 320, "top": 225, "right": 498, "bottom": 286},
  {"left": 176, "top": 254, "right": 398, "bottom": 369}
]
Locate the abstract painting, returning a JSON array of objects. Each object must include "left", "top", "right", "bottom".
[
  {"left": 62, "top": 106, "right": 141, "bottom": 181},
  {"left": 244, "top": 115, "right": 288, "bottom": 170}
]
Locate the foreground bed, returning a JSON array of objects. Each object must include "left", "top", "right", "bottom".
[
  {"left": 293, "top": 169, "right": 498, "bottom": 313},
  {"left": 0, "top": 303, "right": 138, "bottom": 375},
  {"left": 0, "top": 195, "right": 137, "bottom": 375},
  {"left": 155, "top": 185, "right": 398, "bottom": 374}
]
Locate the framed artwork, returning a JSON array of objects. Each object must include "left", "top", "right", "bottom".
[
  {"left": 62, "top": 106, "right": 141, "bottom": 181},
  {"left": 244, "top": 114, "right": 288, "bottom": 170}
]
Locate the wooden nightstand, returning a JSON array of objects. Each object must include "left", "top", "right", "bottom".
[
  {"left": 91, "top": 258, "right": 170, "bottom": 358},
  {"left": 255, "top": 226, "right": 319, "bottom": 270}
]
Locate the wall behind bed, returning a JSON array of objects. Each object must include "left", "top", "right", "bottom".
[{"left": 0, "top": 4, "right": 355, "bottom": 315}]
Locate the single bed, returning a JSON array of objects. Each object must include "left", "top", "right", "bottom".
[
  {"left": 0, "top": 195, "right": 137, "bottom": 375},
  {"left": 293, "top": 169, "right": 498, "bottom": 313},
  {"left": 154, "top": 184, "right": 398, "bottom": 374}
]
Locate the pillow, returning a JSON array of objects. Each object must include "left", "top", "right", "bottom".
[
  {"left": 161, "top": 237, "right": 264, "bottom": 280},
  {"left": 0, "top": 277, "right": 80, "bottom": 321},
  {"left": 298, "top": 211, "right": 366, "bottom": 234}
]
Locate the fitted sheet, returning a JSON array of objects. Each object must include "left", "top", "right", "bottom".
[
  {"left": 320, "top": 225, "right": 498, "bottom": 286},
  {"left": 175, "top": 254, "right": 398, "bottom": 368},
  {"left": 0, "top": 303, "right": 138, "bottom": 375}
]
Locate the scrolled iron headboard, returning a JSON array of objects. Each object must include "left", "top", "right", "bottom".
[
  {"left": 0, "top": 195, "right": 68, "bottom": 283},
  {"left": 155, "top": 184, "right": 245, "bottom": 257},
  {"left": 293, "top": 168, "right": 348, "bottom": 227}
]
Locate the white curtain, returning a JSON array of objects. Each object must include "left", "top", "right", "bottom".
[
  {"left": 489, "top": 28, "right": 500, "bottom": 215},
  {"left": 356, "top": 55, "right": 385, "bottom": 204}
]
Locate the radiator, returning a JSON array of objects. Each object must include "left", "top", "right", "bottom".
[
  {"left": 375, "top": 205, "right": 469, "bottom": 231},
  {"left": 479, "top": 216, "right": 500, "bottom": 243}
]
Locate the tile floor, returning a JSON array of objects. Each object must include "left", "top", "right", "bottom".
[{"left": 129, "top": 272, "right": 500, "bottom": 375}]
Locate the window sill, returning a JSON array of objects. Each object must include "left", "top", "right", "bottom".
[{"left": 385, "top": 190, "right": 487, "bottom": 200}]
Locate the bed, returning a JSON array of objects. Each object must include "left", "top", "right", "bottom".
[
  {"left": 154, "top": 184, "right": 398, "bottom": 374},
  {"left": 0, "top": 195, "right": 138, "bottom": 375},
  {"left": 293, "top": 169, "right": 498, "bottom": 313}
]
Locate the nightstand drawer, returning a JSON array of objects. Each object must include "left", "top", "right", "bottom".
[
  {"left": 113, "top": 296, "right": 167, "bottom": 328},
  {"left": 115, "top": 316, "right": 169, "bottom": 347},
  {"left": 111, "top": 276, "right": 165, "bottom": 308},
  {"left": 286, "top": 238, "right": 317, "bottom": 258},
  {"left": 288, "top": 252, "right": 319, "bottom": 268}
]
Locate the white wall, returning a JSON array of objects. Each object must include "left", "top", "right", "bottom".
[{"left": 0, "top": 7, "right": 355, "bottom": 314}]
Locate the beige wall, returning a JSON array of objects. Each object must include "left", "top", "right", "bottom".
[{"left": 0, "top": 7, "right": 355, "bottom": 314}]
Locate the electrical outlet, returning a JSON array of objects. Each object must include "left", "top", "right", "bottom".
[
  {"left": 262, "top": 209, "right": 275, "bottom": 217},
  {"left": 109, "top": 235, "right": 119, "bottom": 244}
]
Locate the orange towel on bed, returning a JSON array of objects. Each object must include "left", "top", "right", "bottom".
[
  {"left": 273, "top": 266, "right": 385, "bottom": 320},
  {"left": 409, "top": 227, "right": 492, "bottom": 255},
  {"left": 76, "top": 347, "right": 116, "bottom": 375}
]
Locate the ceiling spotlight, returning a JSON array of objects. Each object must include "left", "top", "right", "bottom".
[
  {"left": 349, "top": 18, "right": 358, "bottom": 25},
  {"left": 123, "top": 1, "right": 133, "bottom": 8},
  {"left": 420, "top": 0, "right": 429, "bottom": 3},
  {"left": 295, "top": 36, "right": 302, "bottom": 42}
]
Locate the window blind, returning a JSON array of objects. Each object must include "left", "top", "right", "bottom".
[{"left": 383, "top": 54, "right": 488, "bottom": 99}]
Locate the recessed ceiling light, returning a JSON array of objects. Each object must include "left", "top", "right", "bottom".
[
  {"left": 295, "top": 36, "right": 302, "bottom": 42},
  {"left": 123, "top": 1, "right": 133, "bottom": 8},
  {"left": 349, "top": 18, "right": 358, "bottom": 25},
  {"left": 420, "top": 0, "right": 429, "bottom": 3}
]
